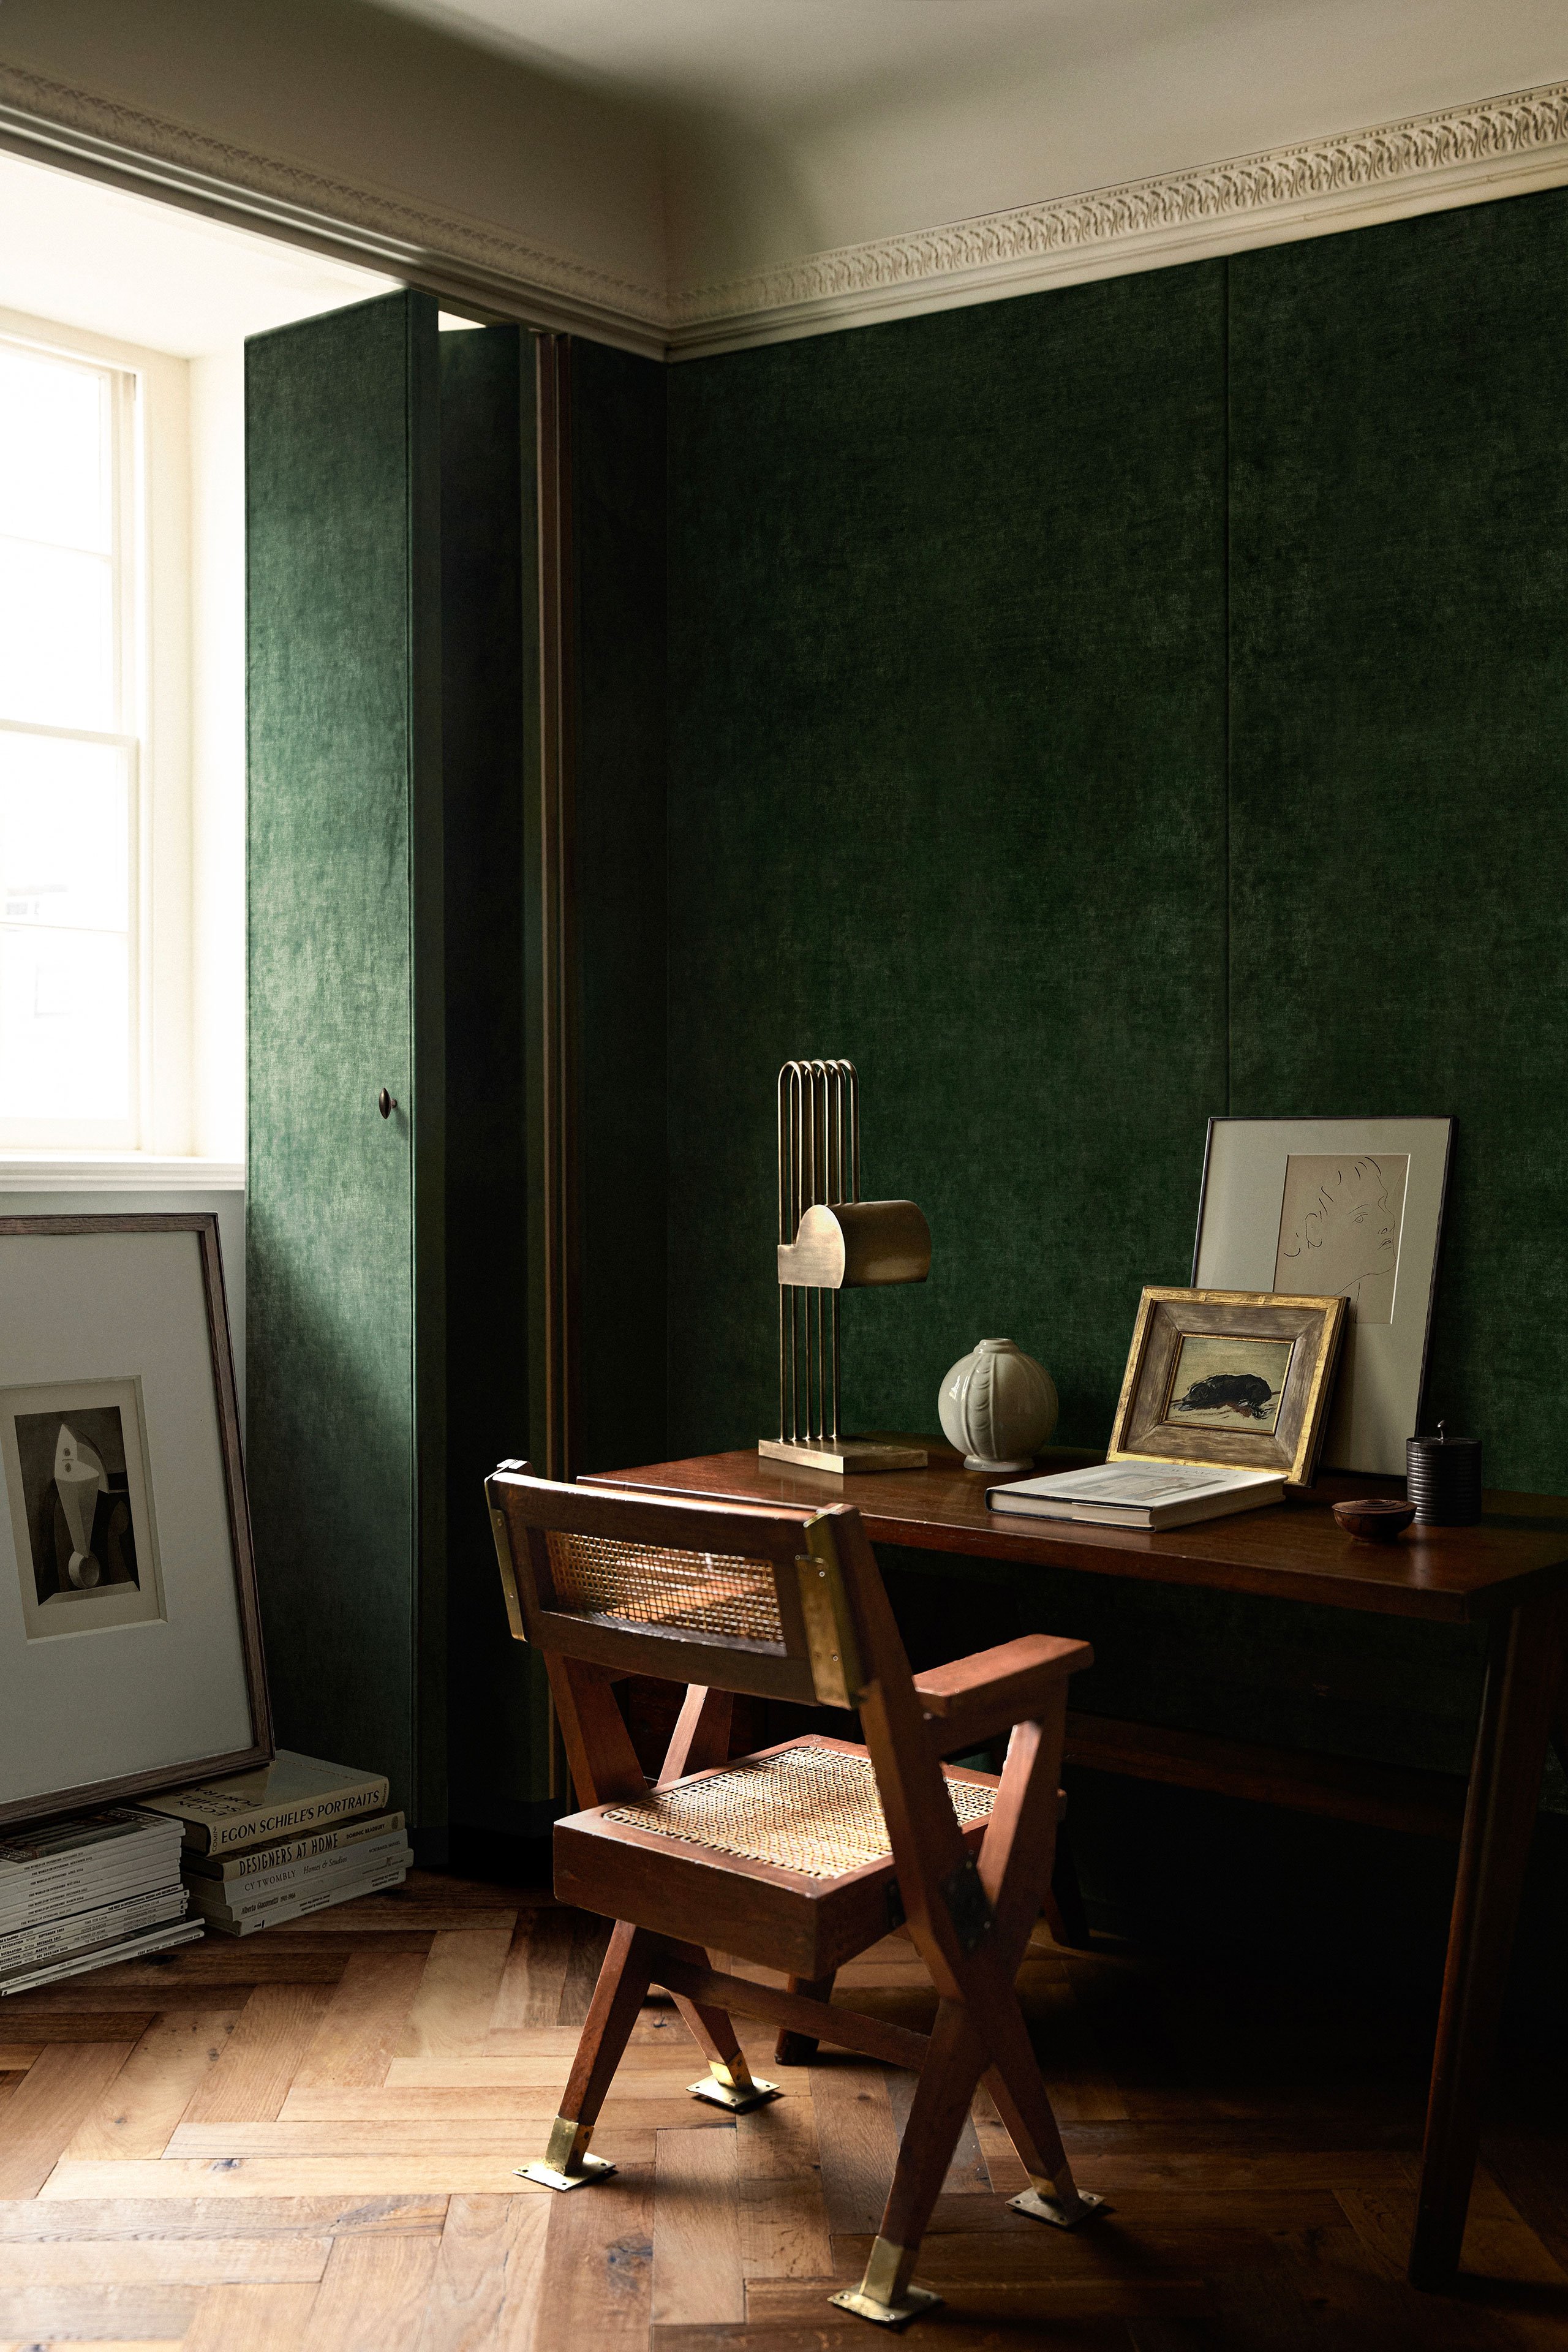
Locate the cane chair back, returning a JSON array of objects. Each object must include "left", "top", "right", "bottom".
[{"left": 487, "top": 1461, "right": 861, "bottom": 1708}]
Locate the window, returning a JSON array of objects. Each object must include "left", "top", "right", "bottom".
[
  {"left": 0, "top": 313, "right": 201, "bottom": 1157},
  {"left": 0, "top": 336, "right": 140, "bottom": 1145}
]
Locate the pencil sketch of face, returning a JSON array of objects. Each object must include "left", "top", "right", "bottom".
[{"left": 1273, "top": 1153, "right": 1409, "bottom": 1325}]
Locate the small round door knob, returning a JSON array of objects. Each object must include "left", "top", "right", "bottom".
[{"left": 378, "top": 1088, "right": 398, "bottom": 1119}]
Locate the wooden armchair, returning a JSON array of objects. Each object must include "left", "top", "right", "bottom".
[{"left": 486, "top": 1461, "right": 1103, "bottom": 2328}]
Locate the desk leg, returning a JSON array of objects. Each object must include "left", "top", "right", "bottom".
[{"left": 1409, "top": 1596, "right": 1564, "bottom": 2290}]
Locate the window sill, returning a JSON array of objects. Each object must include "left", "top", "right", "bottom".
[{"left": 0, "top": 1155, "right": 244, "bottom": 1192}]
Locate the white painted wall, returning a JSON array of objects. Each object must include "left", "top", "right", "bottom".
[{"left": 189, "top": 347, "right": 247, "bottom": 1163}]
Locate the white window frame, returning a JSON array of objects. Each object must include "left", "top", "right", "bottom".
[{"left": 0, "top": 305, "right": 192, "bottom": 1159}]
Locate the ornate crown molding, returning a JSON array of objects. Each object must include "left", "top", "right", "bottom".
[
  {"left": 668, "top": 79, "right": 1568, "bottom": 355},
  {"left": 1, "top": 60, "right": 1566, "bottom": 360},
  {"left": 0, "top": 61, "right": 668, "bottom": 353}
]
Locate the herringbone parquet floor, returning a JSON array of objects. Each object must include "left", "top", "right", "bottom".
[{"left": 0, "top": 1868, "right": 1564, "bottom": 2350}]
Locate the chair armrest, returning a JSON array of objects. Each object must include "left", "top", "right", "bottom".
[{"left": 914, "top": 1634, "right": 1091, "bottom": 1746}]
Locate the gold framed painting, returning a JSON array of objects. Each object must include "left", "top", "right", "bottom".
[{"left": 1109, "top": 1287, "right": 1348, "bottom": 1489}]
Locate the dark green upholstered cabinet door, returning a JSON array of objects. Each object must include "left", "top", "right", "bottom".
[
  {"left": 666, "top": 268, "right": 1228, "bottom": 1456},
  {"left": 439, "top": 325, "right": 552, "bottom": 1833},
  {"left": 247, "top": 292, "right": 445, "bottom": 1830},
  {"left": 572, "top": 340, "right": 668, "bottom": 1476},
  {"left": 1229, "top": 193, "right": 1568, "bottom": 1494}
]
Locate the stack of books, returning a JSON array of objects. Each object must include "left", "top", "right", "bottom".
[
  {"left": 0, "top": 1808, "right": 202, "bottom": 1996},
  {"left": 140, "top": 1752, "right": 411, "bottom": 1936}
]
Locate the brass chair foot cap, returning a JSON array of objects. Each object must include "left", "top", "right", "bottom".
[
  {"left": 518, "top": 2154, "right": 617, "bottom": 2192},
  {"left": 829, "top": 2283, "right": 943, "bottom": 2329},
  {"left": 687, "top": 2076, "right": 781, "bottom": 2113},
  {"left": 1009, "top": 2186, "right": 1107, "bottom": 2228}
]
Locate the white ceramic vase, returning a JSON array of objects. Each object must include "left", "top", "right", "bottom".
[{"left": 938, "top": 1338, "right": 1058, "bottom": 1473}]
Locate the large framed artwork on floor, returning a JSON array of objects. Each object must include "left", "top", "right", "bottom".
[
  {"left": 1191, "top": 1118, "right": 1453, "bottom": 1476},
  {"left": 0, "top": 1214, "right": 270, "bottom": 1826}
]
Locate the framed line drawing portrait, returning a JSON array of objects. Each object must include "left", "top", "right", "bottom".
[
  {"left": 0, "top": 1214, "right": 271, "bottom": 1827},
  {"left": 1191, "top": 1118, "right": 1452, "bottom": 1476}
]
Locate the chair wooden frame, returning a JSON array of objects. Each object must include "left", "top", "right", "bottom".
[{"left": 487, "top": 1460, "right": 1102, "bottom": 2328}]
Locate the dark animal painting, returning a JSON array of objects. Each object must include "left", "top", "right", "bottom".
[{"left": 1173, "top": 1371, "right": 1278, "bottom": 1421}]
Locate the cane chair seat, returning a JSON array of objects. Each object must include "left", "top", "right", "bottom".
[
  {"left": 554, "top": 1734, "right": 1004, "bottom": 1980},
  {"left": 605, "top": 1738, "right": 997, "bottom": 1878}
]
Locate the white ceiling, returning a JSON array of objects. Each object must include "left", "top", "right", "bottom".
[
  {"left": 372, "top": 0, "right": 1568, "bottom": 132},
  {"left": 371, "top": 0, "right": 1210, "bottom": 122},
  {"left": 0, "top": 147, "right": 397, "bottom": 358},
  {"left": 372, "top": 0, "right": 1568, "bottom": 288}
]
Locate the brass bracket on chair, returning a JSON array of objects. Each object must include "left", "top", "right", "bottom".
[
  {"left": 939, "top": 1852, "right": 993, "bottom": 1956},
  {"left": 518, "top": 2113, "right": 616, "bottom": 2191},
  {"left": 1009, "top": 2185, "right": 1108, "bottom": 2228},
  {"left": 688, "top": 2065, "right": 781, "bottom": 2114},
  {"left": 487, "top": 1500, "right": 527, "bottom": 1643},
  {"left": 797, "top": 1518, "right": 867, "bottom": 1710},
  {"left": 830, "top": 2237, "right": 943, "bottom": 2328}
]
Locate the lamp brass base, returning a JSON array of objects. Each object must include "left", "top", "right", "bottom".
[
  {"left": 1009, "top": 2187, "right": 1107, "bottom": 2228},
  {"left": 759, "top": 1439, "right": 927, "bottom": 1476},
  {"left": 828, "top": 2283, "right": 943, "bottom": 2329}
]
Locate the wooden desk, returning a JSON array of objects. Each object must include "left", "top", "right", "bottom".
[{"left": 586, "top": 1442, "right": 1568, "bottom": 2291}]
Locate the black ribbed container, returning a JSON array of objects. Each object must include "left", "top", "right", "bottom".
[{"left": 1406, "top": 1424, "right": 1483, "bottom": 1526}]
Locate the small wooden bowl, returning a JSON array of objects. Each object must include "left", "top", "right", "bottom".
[{"left": 1332, "top": 1497, "right": 1417, "bottom": 1544}]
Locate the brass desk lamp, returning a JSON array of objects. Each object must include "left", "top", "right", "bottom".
[{"left": 760, "top": 1060, "right": 932, "bottom": 1475}]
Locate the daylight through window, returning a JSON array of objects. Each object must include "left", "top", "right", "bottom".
[{"left": 0, "top": 336, "right": 138, "bottom": 1145}]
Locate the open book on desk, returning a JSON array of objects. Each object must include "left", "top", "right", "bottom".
[{"left": 986, "top": 1460, "right": 1285, "bottom": 1531}]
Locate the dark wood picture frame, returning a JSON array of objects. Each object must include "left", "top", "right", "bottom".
[
  {"left": 1109, "top": 1285, "right": 1348, "bottom": 1489},
  {"left": 0, "top": 1212, "right": 272, "bottom": 1828}
]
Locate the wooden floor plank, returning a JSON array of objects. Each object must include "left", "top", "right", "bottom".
[
  {"left": 397, "top": 1932, "right": 514, "bottom": 2067},
  {"left": 294, "top": 1951, "right": 430, "bottom": 2090},
  {"left": 181, "top": 1983, "right": 336, "bottom": 2125},
  {"left": 300, "top": 2229, "right": 443, "bottom": 2351},
  {"left": 1022, "top": 1955, "right": 1132, "bottom": 2124},
  {"left": 281, "top": 1902, "right": 517, "bottom": 1937},
  {"left": 0, "top": 2233, "right": 331, "bottom": 2284},
  {"left": 489, "top": 1908, "right": 576, "bottom": 2033},
  {"left": 651, "top": 2127, "right": 743, "bottom": 2326},
  {"left": 532, "top": 2157, "right": 654, "bottom": 2349},
  {"left": 0, "top": 2193, "right": 447, "bottom": 2238},
  {"left": 0, "top": 2046, "right": 41, "bottom": 2071},
  {"left": 165, "top": 2109, "right": 735, "bottom": 2158},
  {"left": 557, "top": 1912, "right": 613, "bottom": 2027},
  {"left": 971, "top": 2077, "right": 1030, "bottom": 2194},
  {"left": 43, "top": 2158, "right": 560, "bottom": 2199},
  {"left": 64, "top": 2010, "right": 241, "bottom": 2160},
  {"left": 808, "top": 2058, "right": 899, "bottom": 2236},
  {"left": 736, "top": 2089, "right": 832, "bottom": 2281},
  {"left": 282, "top": 2083, "right": 735, "bottom": 2121},
  {"left": 412, "top": 2192, "right": 549, "bottom": 2351},
  {"left": 0, "top": 2283, "right": 203, "bottom": 2335},
  {"left": 0, "top": 2041, "right": 134, "bottom": 2197},
  {"left": 182, "top": 2281, "right": 324, "bottom": 2350}
]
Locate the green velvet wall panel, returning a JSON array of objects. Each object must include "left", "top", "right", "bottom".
[
  {"left": 572, "top": 341, "right": 669, "bottom": 1476},
  {"left": 1228, "top": 189, "right": 1568, "bottom": 1496},
  {"left": 666, "top": 266, "right": 1228, "bottom": 1460},
  {"left": 247, "top": 291, "right": 444, "bottom": 1826}
]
